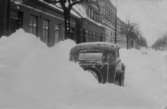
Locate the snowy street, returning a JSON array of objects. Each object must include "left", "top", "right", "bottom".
[{"left": 0, "top": 30, "right": 167, "bottom": 109}]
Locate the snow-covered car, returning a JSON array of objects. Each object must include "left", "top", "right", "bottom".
[{"left": 70, "top": 42, "right": 125, "bottom": 86}]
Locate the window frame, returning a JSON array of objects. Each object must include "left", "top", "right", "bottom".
[
  {"left": 29, "top": 15, "right": 38, "bottom": 35},
  {"left": 42, "top": 19, "right": 49, "bottom": 43}
]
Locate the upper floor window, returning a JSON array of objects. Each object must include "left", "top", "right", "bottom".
[
  {"left": 29, "top": 15, "right": 38, "bottom": 35},
  {"left": 90, "top": 8, "right": 94, "bottom": 19}
]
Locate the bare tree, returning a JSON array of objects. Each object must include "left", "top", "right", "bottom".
[
  {"left": 121, "top": 21, "right": 136, "bottom": 49},
  {"left": 44, "top": 0, "right": 85, "bottom": 39},
  {"left": 152, "top": 34, "right": 167, "bottom": 50},
  {"left": 121, "top": 21, "right": 147, "bottom": 49}
]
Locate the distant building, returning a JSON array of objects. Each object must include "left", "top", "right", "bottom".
[{"left": 116, "top": 17, "right": 127, "bottom": 48}]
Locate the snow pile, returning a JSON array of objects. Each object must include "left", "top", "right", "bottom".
[
  {"left": 0, "top": 30, "right": 46, "bottom": 92},
  {"left": 0, "top": 29, "right": 166, "bottom": 109},
  {"left": 69, "top": 84, "right": 160, "bottom": 109},
  {"left": 120, "top": 48, "right": 167, "bottom": 107},
  {"left": 0, "top": 29, "right": 99, "bottom": 109},
  {"left": 13, "top": 38, "right": 99, "bottom": 103}
]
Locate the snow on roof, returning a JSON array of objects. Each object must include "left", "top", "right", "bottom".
[
  {"left": 73, "top": 5, "right": 87, "bottom": 18},
  {"left": 39, "top": 0, "right": 63, "bottom": 12},
  {"left": 39, "top": 0, "right": 81, "bottom": 18},
  {"left": 73, "top": 5, "right": 115, "bottom": 31}
]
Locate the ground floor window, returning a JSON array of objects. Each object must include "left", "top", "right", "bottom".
[
  {"left": 29, "top": 15, "right": 38, "bottom": 35},
  {"left": 42, "top": 19, "right": 49, "bottom": 43},
  {"left": 54, "top": 24, "right": 60, "bottom": 43}
]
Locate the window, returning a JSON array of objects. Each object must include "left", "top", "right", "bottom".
[
  {"left": 107, "top": 52, "right": 115, "bottom": 62},
  {"left": 29, "top": 15, "right": 38, "bottom": 35},
  {"left": 90, "top": 8, "right": 94, "bottom": 19},
  {"left": 88, "top": 7, "right": 91, "bottom": 18},
  {"left": 79, "top": 52, "right": 103, "bottom": 62},
  {"left": 93, "top": 32, "right": 96, "bottom": 41},
  {"left": 90, "top": 32, "right": 93, "bottom": 41},
  {"left": 54, "top": 24, "right": 60, "bottom": 43},
  {"left": 116, "top": 49, "right": 120, "bottom": 57},
  {"left": 89, "top": 7, "right": 92, "bottom": 18},
  {"left": 42, "top": 19, "right": 49, "bottom": 43},
  {"left": 88, "top": 32, "right": 90, "bottom": 41},
  {"left": 100, "top": 36, "right": 103, "bottom": 41}
]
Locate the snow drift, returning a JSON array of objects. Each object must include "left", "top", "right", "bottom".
[
  {"left": 120, "top": 48, "right": 167, "bottom": 108},
  {"left": 0, "top": 29, "right": 166, "bottom": 109},
  {"left": 0, "top": 29, "right": 99, "bottom": 108}
]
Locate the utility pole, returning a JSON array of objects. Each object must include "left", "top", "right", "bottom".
[
  {"left": 114, "top": 0, "right": 117, "bottom": 44},
  {"left": 114, "top": 9, "right": 117, "bottom": 44},
  {"left": 0, "top": 0, "right": 10, "bottom": 36},
  {"left": 44, "top": 0, "right": 84, "bottom": 39},
  {"left": 126, "top": 20, "right": 130, "bottom": 49}
]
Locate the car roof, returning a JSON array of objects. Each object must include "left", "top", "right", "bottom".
[{"left": 71, "top": 42, "right": 119, "bottom": 55}]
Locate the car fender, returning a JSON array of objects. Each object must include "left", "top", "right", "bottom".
[{"left": 84, "top": 67, "right": 104, "bottom": 83}]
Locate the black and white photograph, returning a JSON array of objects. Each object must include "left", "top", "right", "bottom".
[{"left": 0, "top": 0, "right": 167, "bottom": 109}]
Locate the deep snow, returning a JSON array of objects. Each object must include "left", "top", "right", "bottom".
[{"left": 0, "top": 29, "right": 166, "bottom": 109}]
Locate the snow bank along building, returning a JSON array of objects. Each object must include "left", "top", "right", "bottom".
[
  {"left": 0, "top": 0, "right": 128, "bottom": 48},
  {"left": 0, "top": 0, "right": 78, "bottom": 46}
]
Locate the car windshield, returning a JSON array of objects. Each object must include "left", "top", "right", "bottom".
[{"left": 78, "top": 52, "right": 103, "bottom": 62}]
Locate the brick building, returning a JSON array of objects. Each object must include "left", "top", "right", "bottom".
[
  {"left": 0, "top": 0, "right": 78, "bottom": 46},
  {"left": 0, "top": 0, "right": 130, "bottom": 48},
  {"left": 74, "top": 0, "right": 105, "bottom": 43},
  {"left": 98, "top": 0, "right": 117, "bottom": 42}
]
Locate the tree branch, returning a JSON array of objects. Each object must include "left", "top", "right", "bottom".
[
  {"left": 60, "top": 0, "right": 66, "bottom": 10},
  {"left": 43, "top": 0, "right": 60, "bottom": 4},
  {"left": 68, "top": 0, "right": 72, "bottom": 6}
]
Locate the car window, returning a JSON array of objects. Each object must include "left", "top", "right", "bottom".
[
  {"left": 107, "top": 52, "right": 115, "bottom": 62},
  {"left": 117, "top": 49, "right": 120, "bottom": 57},
  {"left": 115, "top": 50, "right": 119, "bottom": 57},
  {"left": 78, "top": 52, "right": 103, "bottom": 62}
]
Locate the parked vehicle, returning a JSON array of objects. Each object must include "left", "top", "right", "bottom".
[{"left": 70, "top": 42, "right": 125, "bottom": 86}]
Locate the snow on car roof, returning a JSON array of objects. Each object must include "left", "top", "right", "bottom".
[
  {"left": 77, "top": 42, "right": 119, "bottom": 47},
  {"left": 71, "top": 42, "right": 119, "bottom": 54}
]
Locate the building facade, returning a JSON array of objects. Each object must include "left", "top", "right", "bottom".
[
  {"left": 0, "top": 0, "right": 10, "bottom": 36},
  {"left": 98, "top": 0, "right": 117, "bottom": 42},
  {"left": 0, "top": 0, "right": 78, "bottom": 46},
  {"left": 0, "top": 0, "right": 131, "bottom": 48},
  {"left": 74, "top": 0, "right": 105, "bottom": 43}
]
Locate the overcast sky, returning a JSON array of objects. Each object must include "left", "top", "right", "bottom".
[{"left": 112, "top": 0, "right": 167, "bottom": 46}]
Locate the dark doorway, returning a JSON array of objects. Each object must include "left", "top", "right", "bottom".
[{"left": 9, "top": 11, "right": 23, "bottom": 34}]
